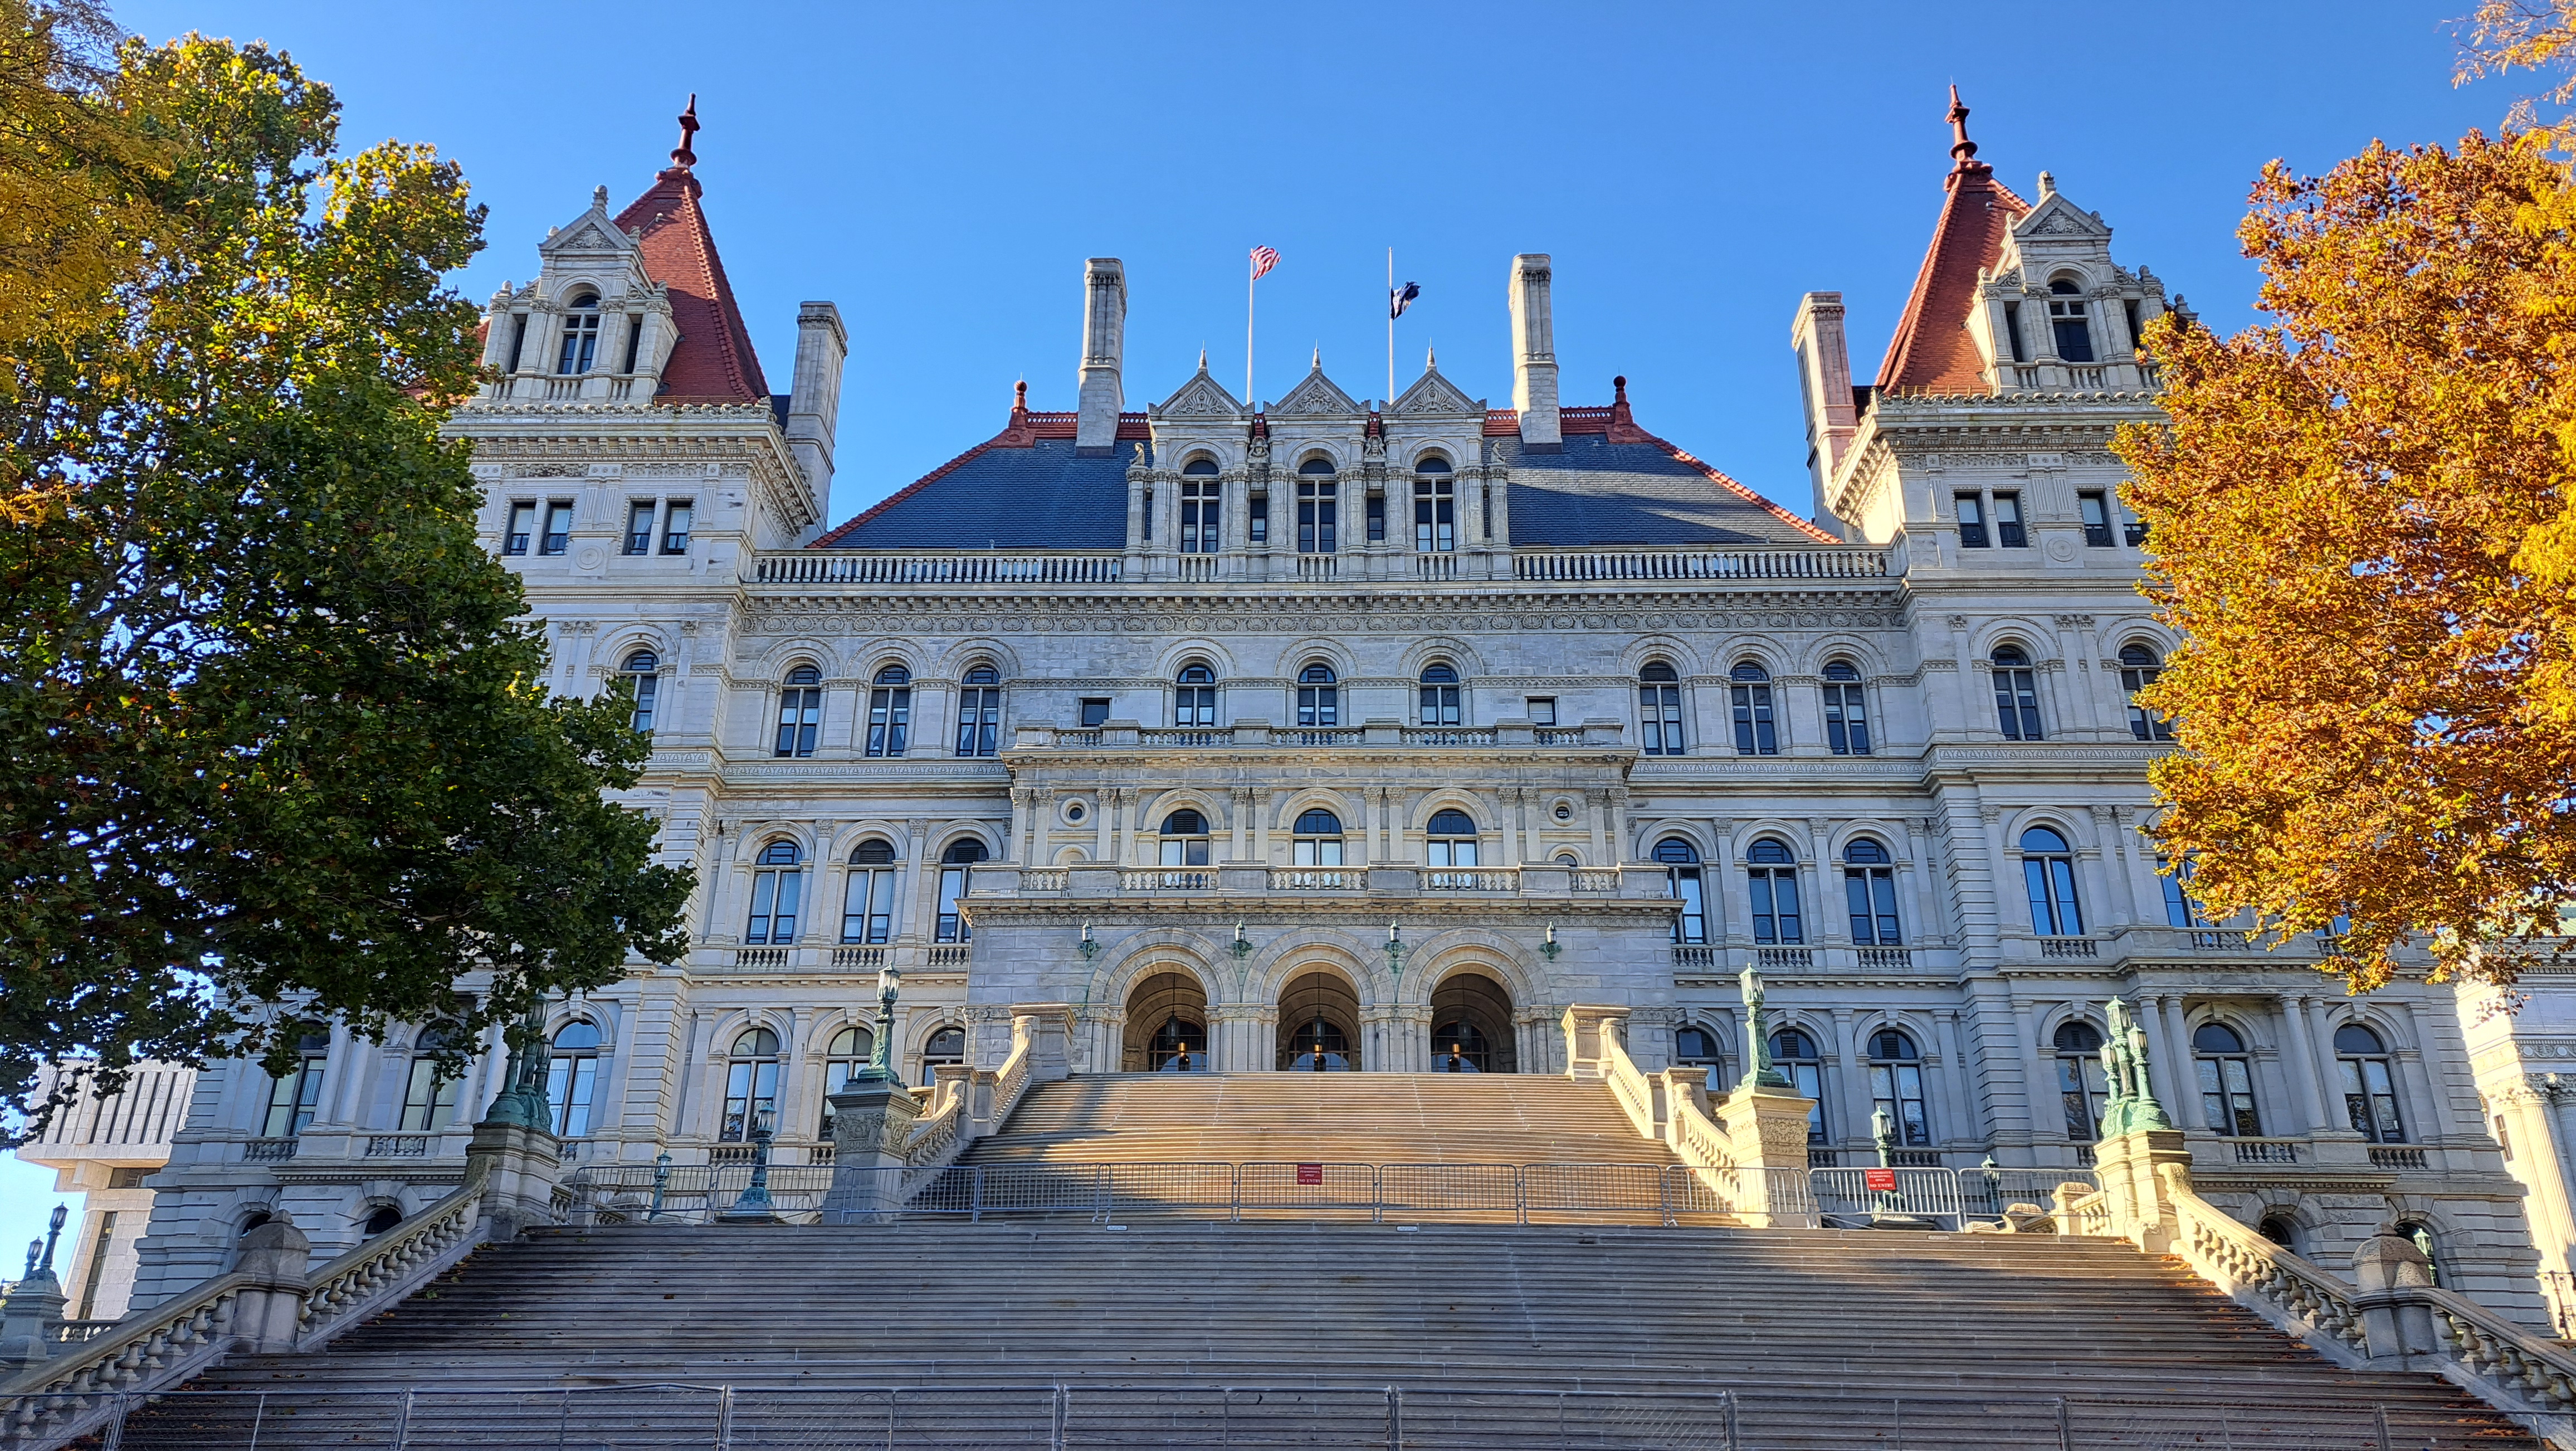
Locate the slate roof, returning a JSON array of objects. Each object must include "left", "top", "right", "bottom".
[
  {"left": 614, "top": 164, "right": 770, "bottom": 403},
  {"left": 1875, "top": 88, "right": 2028, "bottom": 395},
  {"left": 1501, "top": 431, "right": 1832, "bottom": 548}
]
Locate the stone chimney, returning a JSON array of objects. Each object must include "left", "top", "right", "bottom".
[
  {"left": 1076, "top": 258, "right": 1126, "bottom": 454},
  {"left": 1509, "top": 254, "right": 1560, "bottom": 451},
  {"left": 786, "top": 301, "right": 847, "bottom": 514},
  {"left": 1789, "top": 291, "right": 1859, "bottom": 538}
]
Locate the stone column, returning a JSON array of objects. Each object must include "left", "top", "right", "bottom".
[
  {"left": 1829, "top": 1008, "right": 1868, "bottom": 1148},
  {"left": 2277, "top": 995, "right": 2333, "bottom": 1133},
  {"left": 2298, "top": 997, "right": 2347, "bottom": 1132},
  {"left": 2134, "top": 995, "right": 2184, "bottom": 1126},
  {"left": 2159, "top": 994, "right": 2199, "bottom": 1128}
]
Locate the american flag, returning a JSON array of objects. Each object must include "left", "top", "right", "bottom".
[{"left": 1248, "top": 245, "right": 1280, "bottom": 280}]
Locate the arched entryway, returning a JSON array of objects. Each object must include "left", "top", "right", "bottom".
[
  {"left": 1123, "top": 971, "right": 1209, "bottom": 1072},
  {"left": 1277, "top": 969, "right": 1360, "bottom": 1070},
  {"left": 1430, "top": 970, "right": 1517, "bottom": 1073}
]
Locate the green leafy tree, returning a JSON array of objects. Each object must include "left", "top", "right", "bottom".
[{"left": 1, "top": 22, "right": 693, "bottom": 1128}]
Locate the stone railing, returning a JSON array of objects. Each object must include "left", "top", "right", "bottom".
[
  {"left": 293, "top": 1166, "right": 490, "bottom": 1348},
  {"left": 1596, "top": 1028, "right": 1660, "bottom": 1144},
  {"left": 750, "top": 552, "right": 1124, "bottom": 586},
  {"left": 894, "top": 1009, "right": 1056, "bottom": 1201},
  {"left": 1513, "top": 548, "right": 1890, "bottom": 582},
  {"left": 1012, "top": 721, "right": 1627, "bottom": 752},
  {"left": 2162, "top": 1170, "right": 2369, "bottom": 1360}
]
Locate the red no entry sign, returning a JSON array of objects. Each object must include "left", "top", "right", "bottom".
[
  {"left": 1863, "top": 1167, "right": 1897, "bottom": 1193},
  {"left": 1296, "top": 1163, "right": 1323, "bottom": 1185}
]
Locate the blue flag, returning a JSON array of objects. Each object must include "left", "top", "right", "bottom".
[{"left": 1389, "top": 280, "right": 1420, "bottom": 319}]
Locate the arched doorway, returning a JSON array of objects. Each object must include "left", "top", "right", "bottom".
[
  {"left": 1430, "top": 970, "right": 1517, "bottom": 1073},
  {"left": 1123, "top": 971, "right": 1209, "bottom": 1072},
  {"left": 1277, "top": 969, "right": 1361, "bottom": 1070}
]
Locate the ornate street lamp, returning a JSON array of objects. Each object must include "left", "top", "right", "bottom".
[
  {"left": 1540, "top": 922, "right": 1560, "bottom": 961},
  {"left": 1077, "top": 921, "right": 1100, "bottom": 962},
  {"left": 1384, "top": 921, "right": 1406, "bottom": 990},
  {"left": 857, "top": 962, "right": 905, "bottom": 1083}
]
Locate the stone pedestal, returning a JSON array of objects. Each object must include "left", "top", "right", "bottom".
[
  {"left": 1710, "top": 1085, "right": 1818, "bottom": 1228},
  {"left": 228, "top": 1215, "right": 313, "bottom": 1353},
  {"left": 0, "top": 1270, "right": 65, "bottom": 1374},
  {"left": 821, "top": 1076, "right": 923, "bottom": 1224},
  {"left": 1560, "top": 1004, "right": 1630, "bottom": 1083},
  {"left": 2350, "top": 1231, "right": 2441, "bottom": 1366},
  {"left": 465, "top": 1119, "right": 565, "bottom": 1244},
  {"left": 1009, "top": 1003, "right": 1076, "bottom": 1080},
  {"left": 2093, "top": 1127, "right": 2194, "bottom": 1254}
]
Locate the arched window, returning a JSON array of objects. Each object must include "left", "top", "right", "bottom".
[
  {"left": 1771, "top": 1028, "right": 1827, "bottom": 1142},
  {"left": 620, "top": 650, "right": 659, "bottom": 733},
  {"left": 398, "top": 1025, "right": 461, "bottom": 1132},
  {"left": 1418, "top": 663, "right": 1461, "bottom": 727},
  {"left": 1182, "top": 456, "right": 1221, "bottom": 475},
  {"left": 1297, "top": 664, "right": 1339, "bottom": 728},
  {"left": 547, "top": 1021, "right": 603, "bottom": 1138},
  {"left": 1159, "top": 809, "right": 1212, "bottom": 868},
  {"left": 1640, "top": 661, "right": 1684, "bottom": 755},
  {"left": 1675, "top": 1025, "right": 1723, "bottom": 1072},
  {"left": 557, "top": 291, "right": 601, "bottom": 374},
  {"left": 1292, "top": 809, "right": 1344, "bottom": 866},
  {"left": 819, "top": 1023, "right": 875, "bottom": 1134},
  {"left": 2258, "top": 1215, "right": 2300, "bottom": 1252},
  {"left": 1174, "top": 663, "right": 1217, "bottom": 728},
  {"left": 867, "top": 664, "right": 912, "bottom": 758},
  {"left": 1730, "top": 662, "right": 1778, "bottom": 756},
  {"left": 745, "top": 840, "right": 804, "bottom": 944},
  {"left": 1746, "top": 838, "right": 1802, "bottom": 944},
  {"left": 1426, "top": 807, "right": 1479, "bottom": 868},
  {"left": 2047, "top": 277, "right": 2095, "bottom": 363},
  {"left": 841, "top": 839, "right": 898, "bottom": 944},
  {"left": 2120, "top": 644, "right": 2172, "bottom": 742},
  {"left": 2019, "top": 827, "right": 2082, "bottom": 937},
  {"left": 2397, "top": 1221, "right": 2441, "bottom": 1287},
  {"left": 2193, "top": 1022, "right": 2262, "bottom": 1137},
  {"left": 936, "top": 839, "right": 986, "bottom": 942},
  {"left": 1414, "top": 454, "right": 1454, "bottom": 553},
  {"left": 921, "top": 1025, "right": 967, "bottom": 1087},
  {"left": 955, "top": 663, "right": 1002, "bottom": 758},
  {"left": 261, "top": 1029, "right": 330, "bottom": 1138},
  {"left": 720, "top": 1027, "right": 780, "bottom": 1142},
  {"left": 1992, "top": 647, "right": 2043, "bottom": 741},
  {"left": 1868, "top": 1029, "right": 1931, "bottom": 1147},
  {"left": 1842, "top": 838, "right": 1901, "bottom": 946},
  {"left": 1656, "top": 838, "right": 1706, "bottom": 944},
  {"left": 1179, "top": 457, "right": 1221, "bottom": 554},
  {"left": 363, "top": 1205, "right": 403, "bottom": 1236},
  {"left": 774, "top": 664, "right": 823, "bottom": 758},
  {"left": 1822, "top": 660, "right": 1871, "bottom": 756},
  {"left": 2055, "top": 1021, "right": 2107, "bottom": 1141},
  {"left": 1296, "top": 456, "right": 1338, "bottom": 553},
  {"left": 2336, "top": 1024, "right": 2407, "bottom": 1143}
]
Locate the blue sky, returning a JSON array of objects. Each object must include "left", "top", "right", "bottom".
[{"left": 0, "top": 0, "right": 2524, "bottom": 1263}]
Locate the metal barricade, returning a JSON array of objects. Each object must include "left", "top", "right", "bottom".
[
  {"left": 1807, "top": 1165, "right": 1964, "bottom": 1228},
  {"left": 1955, "top": 1165, "right": 2102, "bottom": 1229},
  {"left": 1520, "top": 1162, "right": 1670, "bottom": 1225},
  {"left": 1378, "top": 1162, "right": 1523, "bottom": 1221},
  {"left": 1234, "top": 1161, "right": 1381, "bottom": 1220}
]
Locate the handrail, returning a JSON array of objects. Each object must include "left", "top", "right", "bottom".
[
  {"left": 1596, "top": 1034, "right": 1658, "bottom": 1143},
  {"left": 2160, "top": 1164, "right": 2369, "bottom": 1361},
  {"left": 295, "top": 1160, "right": 491, "bottom": 1348},
  {"left": 1664, "top": 1085, "right": 1737, "bottom": 1174}
]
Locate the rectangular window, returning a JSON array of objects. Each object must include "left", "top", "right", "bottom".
[
  {"left": 2078, "top": 491, "right": 2114, "bottom": 547},
  {"left": 261, "top": 1061, "right": 325, "bottom": 1137},
  {"left": 1955, "top": 494, "right": 1988, "bottom": 549},
  {"left": 539, "top": 501, "right": 572, "bottom": 556},
  {"left": 866, "top": 688, "right": 911, "bottom": 758},
  {"left": 1823, "top": 684, "right": 1870, "bottom": 756},
  {"left": 745, "top": 869, "right": 802, "bottom": 943},
  {"left": 1175, "top": 685, "right": 1217, "bottom": 728},
  {"left": 936, "top": 865, "right": 972, "bottom": 942},
  {"left": 1526, "top": 697, "right": 1557, "bottom": 727},
  {"left": 1672, "top": 869, "right": 1707, "bottom": 944},
  {"left": 1179, "top": 480, "right": 1219, "bottom": 553},
  {"left": 1079, "top": 698, "right": 1111, "bottom": 728},
  {"left": 955, "top": 687, "right": 1001, "bottom": 757},
  {"left": 398, "top": 1058, "right": 457, "bottom": 1132},
  {"left": 1140, "top": 486, "right": 1153, "bottom": 543},
  {"left": 624, "top": 501, "right": 655, "bottom": 556},
  {"left": 547, "top": 1054, "right": 597, "bottom": 1138},
  {"left": 1641, "top": 682, "right": 1684, "bottom": 754},
  {"left": 1845, "top": 868, "right": 1901, "bottom": 944},
  {"left": 1414, "top": 478, "right": 1455, "bottom": 552},
  {"left": 1993, "top": 492, "right": 2026, "bottom": 548},
  {"left": 1297, "top": 480, "right": 1336, "bottom": 553},
  {"left": 842, "top": 869, "right": 895, "bottom": 944},
  {"left": 1749, "top": 870, "right": 1802, "bottom": 944},
  {"left": 619, "top": 313, "right": 643, "bottom": 374},
  {"left": 662, "top": 500, "right": 693, "bottom": 554},
  {"left": 502, "top": 501, "right": 535, "bottom": 556},
  {"left": 504, "top": 312, "right": 529, "bottom": 373},
  {"left": 2200, "top": 1057, "right": 2261, "bottom": 1137},
  {"left": 1730, "top": 683, "right": 1777, "bottom": 756},
  {"left": 2159, "top": 858, "right": 2208, "bottom": 929},
  {"left": 2051, "top": 298, "right": 2096, "bottom": 362},
  {"left": 1366, "top": 491, "right": 1386, "bottom": 544},
  {"left": 558, "top": 311, "right": 600, "bottom": 374},
  {"left": 774, "top": 688, "right": 822, "bottom": 758},
  {"left": 2002, "top": 302, "right": 2028, "bottom": 363},
  {"left": 2121, "top": 507, "right": 2148, "bottom": 548},
  {"left": 1248, "top": 491, "right": 1269, "bottom": 544}
]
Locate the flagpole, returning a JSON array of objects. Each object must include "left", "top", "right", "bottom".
[
  {"left": 1246, "top": 252, "right": 1256, "bottom": 408},
  {"left": 1386, "top": 247, "right": 1395, "bottom": 405}
]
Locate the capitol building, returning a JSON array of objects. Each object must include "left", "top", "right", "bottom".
[{"left": 68, "top": 96, "right": 2562, "bottom": 1334}]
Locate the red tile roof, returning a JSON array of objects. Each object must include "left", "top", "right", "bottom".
[
  {"left": 614, "top": 164, "right": 770, "bottom": 404},
  {"left": 1874, "top": 114, "right": 2028, "bottom": 395}
]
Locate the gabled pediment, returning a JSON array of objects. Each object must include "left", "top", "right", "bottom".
[
  {"left": 1391, "top": 363, "right": 1481, "bottom": 417},
  {"left": 2013, "top": 191, "right": 2110, "bottom": 242},
  {"left": 1153, "top": 367, "right": 1245, "bottom": 420},
  {"left": 540, "top": 188, "right": 641, "bottom": 259},
  {"left": 1271, "top": 366, "right": 1360, "bottom": 418}
]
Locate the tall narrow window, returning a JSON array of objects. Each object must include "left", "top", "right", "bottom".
[
  {"left": 2123, "top": 300, "right": 2144, "bottom": 357},
  {"left": 1955, "top": 494, "right": 1989, "bottom": 549},
  {"left": 556, "top": 293, "right": 601, "bottom": 374},
  {"left": 745, "top": 840, "right": 804, "bottom": 944},
  {"left": 1746, "top": 839, "right": 1802, "bottom": 944},
  {"left": 661, "top": 500, "right": 693, "bottom": 554},
  {"left": 620, "top": 651, "right": 659, "bottom": 733},
  {"left": 2055, "top": 1021, "right": 2108, "bottom": 1140},
  {"left": 503, "top": 501, "right": 535, "bottom": 556},
  {"left": 1822, "top": 660, "right": 1870, "bottom": 756},
  {"left": 540, "top": 500, "right": 572, "bottom": 556},
  {"left": 1414, "top": 456, "right": 1455, "bottom": 552},
  {"left": 2020, "top": 826, "right": 2083, "bottom": 936},
  {"left": 2078, "top": 491, "right": 2115, "bottom": 547},
  {"left": 1842, "top": 838, "right": 1901, "bottom": 945},
  {"left": 921, "top": 1025, "right": 968, "bottom": 1087},
  {"left": 1292, "top": 809, "right": 1344, "bottom": 866},
  {"left": 1296, "top": 664, "right": 1339, "bottom": 727},
  {"left": 2194, "top": 1022, "right": 2262, "bottom": 1136},
  {"left": 1992, "top": 647, "right": 2043, "bottom": 740},
  {"left": 1426, "top": 808, "right": 1480, "bottom": 868},
  {"left": 1366, "top": 490, "right": 1387, "bottom": 544},
  {"left": 1730, "top": 662, "right": 1778, "bottom": 755},
  {"left": 1657, "top": 838, "right": 1705, "bottom": 943},
  {"left": 2002, "top": 301, "right": 2028, "bottom": 364},
  {"left": 1297, "top": 457, "right": 1337, "bottom": 553},
  {"left": 866, "top": 664, "right": 911, "bottom": 758},
  {"left": 1418, "top": 663, "right": 1461, "bottom": 727},
  {"left": 1994, "top": 492, "right": 2026, "bottom": 548},
  {"left": 261, "top": 1030, "right": 330, "bottom": 1137},
  {"left": 398, "top": 1026, "right": 460, "bottom": 1132},
  {"left": 1772, "top": 1028, "right": 1827, "bottom": 1142},
  {"left": 2336, "top": 1024, "right": 2407, "bottom": 1143},
  {"left": 2120, "top": 644, "right": 2172, "bottom": 741},
  {"left": 1868, "top": 1029, "right": 1931, "bottom": 1146},
  {"left": 547, "top": 1021, "right": 602, "bottom": 1138},
  {"left": 1174, "top": 663, "right": 1217, "bottom": 727},
  {"left": 624, "top": 501, "right": 655, "bottom": 555},
  {"left": 774, "top": 665, "right": 822, "bottom": 758},
  {"left": 1158, "top": 810, "right": 1212, "bottom": 868},
  {"left": 936, "top": 840, "right": 986, "bottom": 942},
  {"left": 841, "top": 840, "right": 897, "bottom": 944},
  {"left": 1180, "top": 457, "right": 1221, "bottom": 553},
  {"left": 2122, "top": 505, "right": 2149, "bottom": 548},
  {"left": 2159, "top": 856, "right": 2209, "bottom": 930},
  {"left": 1248, "top": 489, "right": 1270, "bottom": 544},
  {"left": 619, "top": 309, "right": 643, "bottom": 373},
  {"left": 954, "top": 664, "right": 1001, "bottom": 758},
  {"left": 2047, "top": 278, "right": 2095, "bottom": 362},
  {"left": 1140, "top": 485, "right": 1152, "bottom": 543},
  {"left": 720, "top": 1028, "right": 780, "bottom": 1142},
  {"left": 819, "top": 1024, "right": 874, "bottom": 1136},
  {"left": 1640, "top": 661, "right": 1685, "bottom": 754}
]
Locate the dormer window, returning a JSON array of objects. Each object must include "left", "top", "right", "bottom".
[
  {"left": 2047, "top": 279, "right": 2094, "bottom": 363},
  {"left": 557, "top": 293, "right": 602, "bottom": 374},
  {"left": 1414, "top": 455, "right": 1455, "bottom": 553},
  {"left": 1297, "top": 457, "right": 1338, "bottom": 553},
  {"left": 1180, "top": 456, "right": 1220, "bottom": 554}
]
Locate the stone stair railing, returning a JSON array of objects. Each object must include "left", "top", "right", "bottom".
[
  {"left": 0, "top": 1161, "right": 492, "bottom": 1451},
  {"left": 1564, "top": 1004, "right": 1817, "bottom": 1229}
]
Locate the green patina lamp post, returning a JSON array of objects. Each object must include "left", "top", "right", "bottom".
[
  {"left": 1870, "top": 1107, "right": 1904, "bottom": 1215},
  {"left": 1737, "top": 965, "right": 1793, "bottom": 1091},
  {"left": 2095, "top": 996, "right": 2175, "bottom": 1138},
  {"left": 481, "top": 1001, "right": 555, "bottom": 1133},
  {"left": 858, "top": 962, "right": 905, "bottom": 1083},
  {"left": 719, "top": 1110, "right": 782, "bottom": 1221}
]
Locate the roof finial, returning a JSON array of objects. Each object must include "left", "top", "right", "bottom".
[
  {"left": 1198, "top": 346, "right": 1209, "bottom": 371},
  {"left": 671, "top": 94, "right": 701, "bottom": 171},
  {"left": 1311, "top": 344, "right": 1321, "bottom": 370},
  {"left": 1945, "top": 84, "right": 1978, "bottom": 169},
  {"left": 1425, "top": 342, "right": 1437, "bottom": 369},
  {"left": 1613, "top": 374, "right": 1628, "bottom": 405},
  {"left": 1013, "top": 378, "right": 1027, "bottom": 411}
]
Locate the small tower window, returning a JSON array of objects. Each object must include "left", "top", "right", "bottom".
[
  {"left": 2047, "top": 278, "right": 2095, "bottom": 363},
  {"left": 1297, "top": 457, "right": 1338, "bottom": 554},
  {"left": 557, "top": 293, "right": 602, "bottom": 374},
  {"left": 1180, "top": 458, "right": 1221, "bottom": 554},
  {"left": 1414, "top": 455, "right": 1455, "bottom": 553}
]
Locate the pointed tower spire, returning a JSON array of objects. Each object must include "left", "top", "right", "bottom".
[
  {"left": 1425, "top": 342, "right": 1437, "bottom": 369},
  {"left": 1311, "top": 344, "right": 1321, "bottom": 370},
  {"left": 1945, "top": 84, "right": 1982, "bottom": 173},
  {"left": 1198, "top": 346, "right": 1209, "bottom": 371},
  {"left": 671, "top": 93, "right": 701, "bottom": 171}
]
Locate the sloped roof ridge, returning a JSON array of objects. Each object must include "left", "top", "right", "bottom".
[
  {"left": 614, "top": 167, "right": 770, "bottom": 403},
  {"left": 1873, "top": 163, "right": 2031, "bottom": 395},
  {"left": 811, "top": 434, "right": 1003, "bottom": 548},
  {"left": 1636, "top": 431, "right": 1840, "bottom": 546}
]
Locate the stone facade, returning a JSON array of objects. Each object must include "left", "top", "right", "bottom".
[{"left": 123, "top": 102, "right": 2550, "bottom": 1330}]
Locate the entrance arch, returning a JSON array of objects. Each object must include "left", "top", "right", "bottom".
[
  {"left": 1123, "top": 971, "right": 1209, "bottom": 1072},
  {"left": 1277, "top": 969, "right": 1361, "bottom": 1070},
  {"left": 1430, "top": 970, "right": 1518, "bottom": 1073}
]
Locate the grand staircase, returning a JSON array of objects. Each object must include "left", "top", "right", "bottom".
[{"left": 96, "top": 1074, "right": 2538, "bottom": 1448}]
